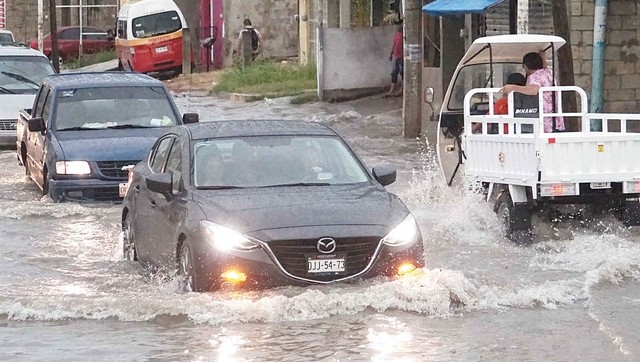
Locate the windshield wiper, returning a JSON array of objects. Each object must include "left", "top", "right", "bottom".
[
  {"left": 0, "top": 86, "right": 16, "bottom": 94},
  {"left": 1, "top": 71, "right": 39, "bottom": 89},
  {"left": 105, "top": 124, "right": 151, "bottom": 129},
  {"left": 260, "top": 182, "right": 331, "bottom": 188},
  {"left": 196, "top": 185, "right": 246, "bottom": 190},
  {"left": 57, "top": 127, "right": 92, "bottom": 131}
]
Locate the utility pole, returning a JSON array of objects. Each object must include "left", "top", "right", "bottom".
[
  {"left": 402, "top": 0, "right": 422, "bottom": 138},
  {"left": 38, "top": 0, "right": 43, "bottom": 51},
  {"left": 552, "top": 0, "right": 576, "bottom": 117},
  {"left": 49, "top": 0, "right": 59, "bottom": 73}
]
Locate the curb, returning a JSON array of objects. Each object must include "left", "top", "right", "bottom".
[{"left": 214, "top": 90, "right": 317, "bottom": 103}]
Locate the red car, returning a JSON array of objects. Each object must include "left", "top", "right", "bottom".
[{"left": 29, "top": 26, "right": 115, "bottom": 62}]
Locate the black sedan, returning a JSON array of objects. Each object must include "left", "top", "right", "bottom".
[{"left": 121, "top": 120, "right": 424, "bottom": 292}]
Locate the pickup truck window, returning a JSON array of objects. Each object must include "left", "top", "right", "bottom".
[
  {"left": 150, "top": 137, "right": 174, "bottom": 173},
  {"left": 54, "top": 86, "right": 178, "bottom": 131},
  {"left": 42, "top": 90, "right": 54, "bottom": 124},
  {"left": 34, "top": 87, "right": 50, "bottom": 117}
]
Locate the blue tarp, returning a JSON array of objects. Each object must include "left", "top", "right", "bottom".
[{"left": 422, "top": 0, "right": 505, "bottom": 16}]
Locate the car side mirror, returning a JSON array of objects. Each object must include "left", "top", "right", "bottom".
[
  {"left": 28, "top": 117, "right": 45, "bottom": 133},
  {"left": 145, "top": 173, "right": 173, "bottom": 197},
  {"left": 182, "top": 113, "right": 199, "bottom": 124},
  {"left": 372, "top": 166, "right": 396, "bottom": 186}
]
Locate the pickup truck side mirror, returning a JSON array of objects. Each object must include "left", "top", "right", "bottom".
[
  {"left": 372, "top": 166, "right": 397, "bottom": 186},
  {"left": 28, "top": 117, "right": 46, "bottom": 133},
  {"left": 145, "top": 173, "right": 173, "bottom": 198},
  {"left": 182, "top": 113, "right": 199, "bottom": 124}
]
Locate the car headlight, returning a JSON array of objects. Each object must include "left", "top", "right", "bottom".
[
  {"left": 200, "top": 220, "right": 259, "bottom": 251},
  {"left": 55, "top": 161, "right": 91, "bottom": 175},
  {"left": 382, "top": 214, "right": 420, "bottom": 246}
]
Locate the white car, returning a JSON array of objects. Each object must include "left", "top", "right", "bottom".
[{"left": 0, "top": 45, "right": 56, "bottom": 147}]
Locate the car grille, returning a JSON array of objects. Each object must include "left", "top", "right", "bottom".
[
  {"left": 267, "top": 237, "right": 381, "bottom": 282},
  {"left": 97, "top": 160, "right": 139, "bottom": 179},
  {"left": 0, "top": 120, "right": 17, "bottom": 131}
]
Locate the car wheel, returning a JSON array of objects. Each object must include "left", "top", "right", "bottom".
[
  {"left": 122, "top": 214, "right": 137, "bottom": 261},
  {"left": 178, "top": 241, "right": 199, "bottom": 292}
]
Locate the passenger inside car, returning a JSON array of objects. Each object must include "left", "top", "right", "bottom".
[
  {"left": 195, "top": 144, "right": 225, "bottom": 186},
  {"left": 223, "top": 141, "right": 256, "bottom": 185}
]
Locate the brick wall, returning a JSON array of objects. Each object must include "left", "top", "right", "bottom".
[{"left": 571, "top": 0, "right": 640, "bottom": 112}]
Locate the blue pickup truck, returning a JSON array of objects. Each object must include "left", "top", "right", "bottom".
[{"left": 16, "top": 72, "right": 198, "bottom": 202}]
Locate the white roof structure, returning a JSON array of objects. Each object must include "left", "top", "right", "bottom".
[{"left": 460, "top": 34, "right": 567, "bottom": 65}]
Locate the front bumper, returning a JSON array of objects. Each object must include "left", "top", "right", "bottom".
[
  {"left": 49, "top": 177, "right": 125, "bottom": 202},
  {"left": 193, "top": 239, "right": 425, "bottom": 290}
]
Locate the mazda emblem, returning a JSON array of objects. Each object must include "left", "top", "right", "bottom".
[{"left": 316, "top": 237, "right": 336, "bottom": 254}]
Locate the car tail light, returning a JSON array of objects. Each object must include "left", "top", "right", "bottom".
[{"left": 540, "top": 183, "right": 577, "bottom": 197}]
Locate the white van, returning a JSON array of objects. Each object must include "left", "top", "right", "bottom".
[
  {"left": 0, "top": 45, "right": 56, "bottom": 147},
  {"left": 115, "top": 0, "right": 188, "bottom": 74}
]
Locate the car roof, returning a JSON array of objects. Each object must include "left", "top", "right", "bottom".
[
  {"left": 42, "top": 71, "right": 165, "bottom": 90},
  {"left": 184, "top": 120, "right": 338, "bottom": 140},
  {"left": 0, "top": 44, "right": 48, "bottom": 57}
]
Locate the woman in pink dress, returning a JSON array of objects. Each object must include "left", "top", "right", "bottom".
[{"left": 500, "top": 52, "right": 565, "bottom": 133}]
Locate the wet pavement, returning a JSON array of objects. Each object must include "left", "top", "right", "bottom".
[{"left": 0, "top": 93, "right": 638, "bottom": 361}]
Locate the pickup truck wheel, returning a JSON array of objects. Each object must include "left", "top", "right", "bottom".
[
  {"left": 21, "top": 146, "right": 29, "bottom": 176},
  {"left": 122, "top": 215, "right": 137, "bottom": 261}
]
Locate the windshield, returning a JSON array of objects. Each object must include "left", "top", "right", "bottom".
[
  {"left": 193, "top": 136, "right": 370, "bottom": 188},
  {"left": 447, "top": 62, "right": 522, "bottom": 111},
  {"left": 132, "top": 11, "right": 181, "bottom": 38},
  {"left": 54, "top": 86, "right": 178, "bottom": 131},
  {"left": 0, "top": 33, "right": 13, "bottom": 44},
  {"left": 0, "top": 56, "right": 55, "bottom": 93}
]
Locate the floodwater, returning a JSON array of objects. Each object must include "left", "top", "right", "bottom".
[{"left": 1, "top": 94, "right": 639, "bottom": 361}]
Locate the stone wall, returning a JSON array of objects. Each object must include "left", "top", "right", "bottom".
[
  {"left": 222, "top": 0, "right": 298, "bottom": 67},
  {"left": 570, "top": 0, "right": 640, "bottom": 112}
]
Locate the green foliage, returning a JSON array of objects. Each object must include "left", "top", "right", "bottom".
[
  {"left": 64, "top": 50, "right": 117, "bottom": 69},
  {"left": 212, "top": 61, "right": 317, "bottom": 96}
]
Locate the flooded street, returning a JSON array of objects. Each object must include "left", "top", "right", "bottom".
[{"left": 1, "top": 94, "right": 639, "bottom": 361}]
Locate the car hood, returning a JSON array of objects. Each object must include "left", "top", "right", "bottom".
[
  {"left": 0, "top": 94, "right": 35, "bottom": 120},
  {"left": 194, "top": 184, "right": 409, "bottom": 234},
  {"left": 55, "top": 128, "right": 166, "bottom": 161}
]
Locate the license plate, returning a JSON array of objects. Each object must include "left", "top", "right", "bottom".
[
  {"left": 590, "top": 182, "right": 610, "bottom": 189},
  {"left": 156, "top": 45, "right": 168, "bottom": 53},
  {"left": 119, "top": 182, "right": 128, "bottom": 197},
  {"left": 307, "top": 256, "right": 345, "bottom": 273}
]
